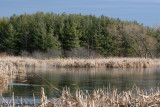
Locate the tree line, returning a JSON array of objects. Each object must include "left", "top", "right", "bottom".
[{"left": 0, "top": 12, "right": 160, "bottom": 58}]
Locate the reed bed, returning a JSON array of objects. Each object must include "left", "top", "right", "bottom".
[
  {"left": 1, "top": 86, "right": 160, "bottom": 107},
  {"left": 0, "top": 57, "right": 160, "bottom": 106},
  {"left": 0, "top": 60, "right": 26, "bottom": 96},
  {"left": 0, "top": 56, "right": 160, "bottom": 68},
  {"left": 47, "top": 87, "right": 160, "bottom": 107}
]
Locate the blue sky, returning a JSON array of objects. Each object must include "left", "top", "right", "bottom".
[{"left": 0, "top": 0, "right": 159, "bottom": 27}]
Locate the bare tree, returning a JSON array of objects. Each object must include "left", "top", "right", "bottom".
[{"left": 121, "top": 25, "right": 157, "bottom": 58}]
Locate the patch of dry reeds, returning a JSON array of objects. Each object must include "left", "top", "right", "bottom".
[
  {"left": 0, "top": 60, "right": 26, "bottom": 95},
  {"left": 1, "top": 86, "right": 160, "bottom": 107},
  {"left": 47, "top": 87, "right": 160, "bottom": 107},
  {"left": 0, "top": 56, "right": 160, "bottom": 68},
  {"left": 0, "top": 58, "right": 160, "bottom": 106}
]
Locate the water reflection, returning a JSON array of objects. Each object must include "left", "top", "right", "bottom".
[
  {"left": 3, "top": 67, "right": 160, "bottom": 98},
  {"left": 0, "top": 73, "right": 26, "bottom": 96}
]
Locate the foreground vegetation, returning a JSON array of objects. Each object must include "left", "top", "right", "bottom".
[
  {"left": 0, "top": 56, "right": 159, "bottom": 68},
  {"left": 0, "top": 63, "right": 160, "bottom": 107},
  {"left": 0, "top": 59, "right": 25, "bottom": 96},
  {"left": 0, "top": 12, "right": 160, "bottom": 58},
  {"left": 2, "top": 86, "right": 160, "bottom": 107},
  {"left": 49, "top": 87, "right": 160, "bottom": 107}
]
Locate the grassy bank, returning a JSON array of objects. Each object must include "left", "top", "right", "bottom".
[{"left": 0, "top": 56, "right": 160, "bottom": 68}]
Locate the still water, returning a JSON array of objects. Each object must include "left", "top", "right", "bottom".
[{"left": 2, "top": 67, "right": 160, "bottom": 99}]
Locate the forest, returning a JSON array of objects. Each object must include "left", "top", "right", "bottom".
[{"left": 0, "top": 12, "right": 160, "bottom": 58}]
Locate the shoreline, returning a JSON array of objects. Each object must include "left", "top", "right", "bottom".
[{"left": 0, "top": 56, "right": 160, "bottom": 68}]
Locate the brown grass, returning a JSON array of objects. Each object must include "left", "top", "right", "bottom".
[
  {"left": 0, "top": 56, "right": 160, "bottom": 68},
  {"left": 1, "top": 86, "right": 160, "bottom": 107},
  {"left": 0, "top": 52, "right": 8, "bottom": 57},
  {"left": 0, "top": 59, "right": 26, "bottom": 96},
  {"left": 0, "top": 57, "right": 160, "bottom": 106},
  {"left": 43, "top": 87, "right": 160, "bottom": 107}
]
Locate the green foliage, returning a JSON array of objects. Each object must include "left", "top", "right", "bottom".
[
  {"left": 0, "top": 12, "right": 159, "bottom": 57},
  {"left": 2, "top": 23, "right": 18, "bottom": 54},
  {"left": 63, "top": 17, "right": 80, "bottom": 51}
]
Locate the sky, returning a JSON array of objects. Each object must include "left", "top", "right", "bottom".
[{"left": 0, "top": 0, "right": 159, "bottom": 27}]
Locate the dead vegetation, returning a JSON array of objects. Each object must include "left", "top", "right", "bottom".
[
  {"left": 0, "top": 60, "right": 26, "bottom": 96},
  {"left": 0, "top": 57, "right": 160, "bottom": 106},
  {"left": 49, "top": 87, "right": 160, "bottom": 107},
  {"left": 0, "top": 56, "right": 160, "bottom": 68},
  {"left": 1, "top": 83, "right": 160, "bottom": 107}
]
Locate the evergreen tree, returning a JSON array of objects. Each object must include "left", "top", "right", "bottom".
[
  {"left": 63, "top": 18, "right": 80, "bottom": 51},
  {"left": 2, "top": 24, "right": 18, "bottom": 54},
  {"left": 0, "top": 12, "right": 159, "bottom": 57}
]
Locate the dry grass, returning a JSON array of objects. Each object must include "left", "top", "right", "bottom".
[
  {"left": 0, "top": 56, "right": 160, "bottom": 68},
  {"left": 0, "top": 59, "right": 26, "bottom": 96},
  {"left": 0, "top": 57, "right": 160, "bottom": 106},
  {"left": 44, "top": 87, "right": 160, "bottom": 107},
  {"left": 1, "top": 86, "right": 160, "bottom": 107}
]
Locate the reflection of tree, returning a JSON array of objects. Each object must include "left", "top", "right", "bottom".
[{"left": 0, "top": 73, "right": 28, "bottom": 97}]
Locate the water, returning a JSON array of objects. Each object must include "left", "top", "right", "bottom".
[{"left": 2, "top": 67, "right": 160, "bottom": 99}]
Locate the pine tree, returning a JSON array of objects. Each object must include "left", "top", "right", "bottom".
[
  {"left": 2, "top": 24, "right": 18, "bottom": 54},
  {"left": 63, "top": 18, "right": 80, "bottom": 51}
]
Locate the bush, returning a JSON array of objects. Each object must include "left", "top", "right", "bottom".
[
  {"left": 31, "top": 48, "right": 61, "bottom": 59},
  {"left": 64, "top": 47, "right": 103, "bottom": 58},
  {"left": 20, "top": 50, "right": 30, "bottom": 57}
]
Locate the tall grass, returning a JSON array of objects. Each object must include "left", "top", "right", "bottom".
[
  {"left": 0, "top": 56, "right": 159, "bottom": 68},
  {"left": 0, "top": 59, "right": 26, "bottom": 95},
  {"left": 48, "top": 87, "right": 160, "bottom": 107},
  {"left": 0, "top": 57, "right": 160, "bottom": 106},
  {"left": 1, "top": 86, "right": 160, "bottom": 107}
]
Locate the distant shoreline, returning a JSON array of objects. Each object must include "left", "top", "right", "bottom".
[{"left": 0, "top": 56, "right": 159, "bottom": 68}]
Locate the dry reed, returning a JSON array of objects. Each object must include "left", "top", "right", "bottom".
[
  {"left": 0, "top": 58, "right": 160, "bottom": 106},
  {"left": 0, "top": 59, "right": 26, "bottom": 96},
  {"left": 0, "top": 56, "right": 160, "bottom": 68},
  {"left": 46, "top": 87, "right": 160, "bottom": 107},
  {"left": 1, "top": 85, "right": 160, "bottom": 107}
]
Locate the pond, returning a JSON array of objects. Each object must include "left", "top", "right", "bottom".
[{"left": 2, "top": 67, "right": 160, "bottom": 99}]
